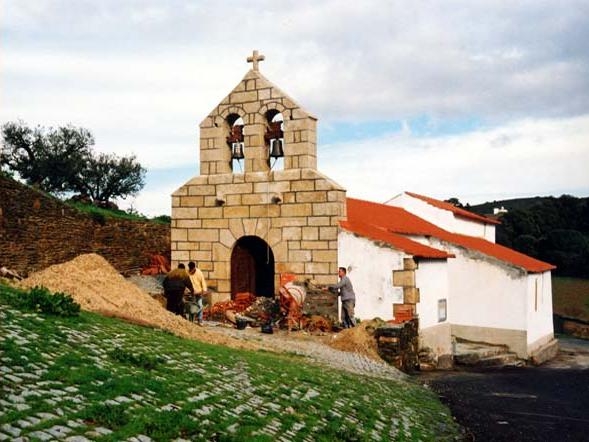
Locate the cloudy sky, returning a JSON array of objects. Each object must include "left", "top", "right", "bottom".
[{"left": 2, "top": 1, "right": 588, "bottom": 216}]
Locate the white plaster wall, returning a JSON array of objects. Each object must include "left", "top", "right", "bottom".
[
  {"left": 455, "top": 219, "right": 496, "bottom": 242},
  {"left": 386, "top": 193, "right": 455, "bottom": 232},
  {"left": 415, "top": 260, "right": 449, "bottom": 329},
  {"left": 415, "top": 260, "right": 453, "bottom": 358},
  {"left": 526, "top": 271, "right": 554, "bottom": 346},
  {"left": 445, "top": 246, "right": 529, "bottom": 331},
  {"left": 337, "top": 231, "right": 405, "bottom": 321},
  {"left": 386, "top": 192, "right": 495, "bottom": 240}
]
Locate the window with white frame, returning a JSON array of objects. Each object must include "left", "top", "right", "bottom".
[{"left": 438, "top": 299, "right": 447, "bottom": 322}]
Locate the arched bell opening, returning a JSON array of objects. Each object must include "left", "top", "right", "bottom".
[
  {"left": 226, "top": 114, "right": 244, "bottom": 172},
  {"left": 230, "top": 236, "right": 275, "bottom": 298},
  {"left": 264, "top": 110, "right": 284, "bottom": 170}
]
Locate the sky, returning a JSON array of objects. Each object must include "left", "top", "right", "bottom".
[{"left": 2, "top": 0, "right": 588, "bottom": 217}]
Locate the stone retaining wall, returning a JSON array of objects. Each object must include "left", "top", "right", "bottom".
[{"left": 0, "top": 175, "right": 170, "bottom": 276}]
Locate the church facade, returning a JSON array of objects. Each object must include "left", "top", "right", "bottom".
[{"left": 171, "top": 51, "right": 345, "bottom": 311}]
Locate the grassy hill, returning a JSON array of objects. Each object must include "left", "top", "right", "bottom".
[
  {"left": 0, "top": 283, "right": 461, "bottom": 441},
  {"left": 552, "top": 276, "right": 589, "bottom": 322}
]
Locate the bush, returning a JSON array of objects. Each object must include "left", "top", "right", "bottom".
[
  {"left": 108, "top": 347, "right": 163, "bottom": 370},
  {"left": 19, "top": 286, "right": 81, "bottom": 316},
  {"left": 151, "top": 214, "right": 171, "bottom": 224}
]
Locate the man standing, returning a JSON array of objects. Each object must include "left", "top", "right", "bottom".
[
  {"left": 163, "top": 263, "right": 194, "bottom": 316},
  {"left": 187, "top": 261, "right": 207, "bottom": 326},
  {"left": 328, "top": 267, "right": 356, "bottom": 328}
]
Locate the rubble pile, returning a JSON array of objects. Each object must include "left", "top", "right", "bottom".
[
  {"left": 208, "top": 292, "right": 257, "bottom": 320},
  {"left": 301, "top": 315, "right": 333, "bottom": 332},
  {"left": 241, "top": 296, "right": 279, "bottom": 324},
  {"left": 1, "top": 266, "right": 23, "bottom": 283},
  {"left": 328, "top": 319, "right": 385, "bottom": 362}
]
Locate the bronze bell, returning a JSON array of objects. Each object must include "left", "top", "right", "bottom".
[
  {"left": 269, "top": 138, "right": 284, "bottom": 158},
  {"left": 232, "top": 142, "right": 244, "bottom": 160}
]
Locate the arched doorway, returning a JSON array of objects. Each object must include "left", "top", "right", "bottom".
[{"left": 230, "top": 236, "right": 275, "bottom": 298}]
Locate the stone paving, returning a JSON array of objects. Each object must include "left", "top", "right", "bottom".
[
  {"left": 0, "top": 305, "right": 454, "bottom": 441},
  {"left": 202, "top": 323, "right": 407, "bottom": 381}
]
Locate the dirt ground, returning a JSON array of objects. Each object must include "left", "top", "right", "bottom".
[{"left": 416, "top": 336, "right": 589, "bottom": 442}]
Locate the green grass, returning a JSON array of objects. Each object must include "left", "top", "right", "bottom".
[
  {"left": 66, "top": 200, "right": 170, "bottom": 224},
  {"left": 552, "top": 276, "right": 589, "bottom": 321},
  {"left": 0, "top": 283, "right": 461, "bottom": 441}
]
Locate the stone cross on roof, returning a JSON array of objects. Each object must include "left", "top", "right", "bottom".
[{"left": 247, "top": 50, "right": 265, "bottom": 71}]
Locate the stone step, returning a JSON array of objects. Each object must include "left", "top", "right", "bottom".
[
  {"left": 454, "top": 341, "right": 524, "bottom": 367},
  {"left": 474, "top": 352, "right": 524, "bottom": 368}
]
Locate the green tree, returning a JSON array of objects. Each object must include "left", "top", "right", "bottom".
[
  {"left": 444, "top": 197, "right": 464, "bottom": 208},
  {"left": 75, "top": 153, "right": 146, "bottom": 205},
  {"left": 539, "top": 229, "right": 589, "bottom": 277},
  {"left": 513, "top": 234, "right": 540, "bottom": 257},
  {"left": 1, "top": 120, "right": 146, "bottom": 205},
  {"left": 1, "top": 120, "right": 93, "bottom": 193}
]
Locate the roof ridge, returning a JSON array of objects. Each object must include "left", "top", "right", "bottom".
[{"left": 405, "top": 191, "right": 501, "bottom": 225}]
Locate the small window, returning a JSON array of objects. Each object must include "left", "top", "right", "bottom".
[{"left": 438, "top": 299, "right": 447, "bottom": 322}]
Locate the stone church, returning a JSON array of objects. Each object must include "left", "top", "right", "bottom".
[
  {"left": 172, "top": 51, "right": 557, "bottom": 366},
  {"left": 171, "top": 50, "right": 346, "bottom": 309}
]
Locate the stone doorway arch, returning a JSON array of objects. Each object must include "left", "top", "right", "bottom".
[{"left": 230, "top": 236, "right": 275, "bottom": 298}]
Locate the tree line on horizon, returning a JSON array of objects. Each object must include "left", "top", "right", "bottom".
[
  {"left": 0, "top": 120, "right": 146, "bottom": 209},
  {"left": 470, "top": 195, "right": 589, "bottom": 279}
]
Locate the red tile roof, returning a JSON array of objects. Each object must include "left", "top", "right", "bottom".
[
  {"left": 340, "top": 219, "right": 453, "bottom": 259},
  {"left": 443, "top": 231, "right": 556, "bottom": 273},
  {"left": 345, "top": 197, "right": 555, "bottom": 273},
  {"left": 405, "top": 192, "right": 501, "bottom": 225}
]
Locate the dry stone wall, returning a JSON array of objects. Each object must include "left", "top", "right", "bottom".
[{"left": 0, "top": 175, "right": 170, "bottom": 276}]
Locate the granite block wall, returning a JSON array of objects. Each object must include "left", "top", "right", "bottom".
[{"left": 0, "top": 175, "right": 170, "bottom": 276}]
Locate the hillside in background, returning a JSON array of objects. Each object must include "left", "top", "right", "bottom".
[{"left": 468, "top": 195, "right": 589, "bottom": 278}]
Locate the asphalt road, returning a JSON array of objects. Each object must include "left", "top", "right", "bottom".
[{"left": 415, "top": 336, "right": 589, "bottom": 442}]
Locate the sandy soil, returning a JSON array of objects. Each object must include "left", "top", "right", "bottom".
[{"left": 18, "top": 253, "right": 381, "bottom": 360}]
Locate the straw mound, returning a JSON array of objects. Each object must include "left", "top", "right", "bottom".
[
  {"left": 18, "top": 254, "right": 258, "bottom": 350},
  {"left": 328, "top": 319, "right": 384, "bottom": 361}
]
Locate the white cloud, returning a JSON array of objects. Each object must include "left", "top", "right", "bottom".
[
  {"left": 320, "top": 115, "right": 589, "bottom": 206},
  {"left": 2, "top": 1, "right": 588, "bottom": 217}
]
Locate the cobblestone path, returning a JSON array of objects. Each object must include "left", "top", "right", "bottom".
[{"left": 0, "top": 305, "right": 456, "bottom": 441}]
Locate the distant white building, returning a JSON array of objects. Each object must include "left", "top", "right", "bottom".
[
  {"left": 339, "top": 192, "right": 557, "bottom": 367},
  {"left": 493, "top": 206, "right": 508, "bottom": 215}
]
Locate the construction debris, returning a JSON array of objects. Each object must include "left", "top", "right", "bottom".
[
  {"left": 279, "top": 282, "right": 306, "bottom": 332},
  {"left": 329, "top": 319, "right": 386, "bottom": 362},
  {"left": 209, "top": 292, "right": 257, "bottom": 320},
  {"left": 141, "top": 254, "right": 171, "bottom": 275},
  {"left": 13, "top": 253, "right": 404, "bottom": 368},
  {"left": 0, "top": 266, "right": 23, "bottom": 280}
]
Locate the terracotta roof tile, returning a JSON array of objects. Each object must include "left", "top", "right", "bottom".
[
  {"left": 345, "top": 197, "right": 555, "bottom": 273},
  {"left": 340, "top": 219, "right": 453, "bottom": 259},
  {"left": 442, "top": 232, "right": 556, "bottom": 273},
  {"left": 405, "top": 191, "right": 501, "bottom": 225}
]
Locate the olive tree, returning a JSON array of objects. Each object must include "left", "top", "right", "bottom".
[
  {"left": 1, "top": 120, "right": 146, "bottom": 205},
  {"left": 1, "top": 120, "right": 93, "bottom": 193}
]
